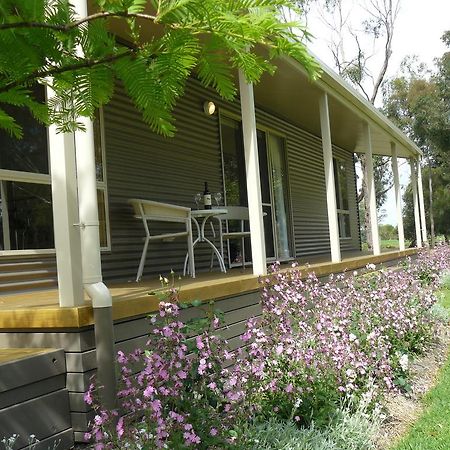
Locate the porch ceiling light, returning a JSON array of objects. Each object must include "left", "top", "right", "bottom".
[{"left": 203, "top": 101, "right": 216, "bottom": 116}]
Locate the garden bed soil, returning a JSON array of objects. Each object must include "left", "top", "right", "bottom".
[{"left": 376, "top": 323, "right": 450, "bottom": 449}]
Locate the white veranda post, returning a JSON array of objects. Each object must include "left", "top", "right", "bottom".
[
  {"left": 363, "top": 123, "right": 381, "bottom": 256},
  {"left": 73, "top": 0, "right": 116, "bottom": 411},
  {"left": 416, "top": 159, "right": 428, "bottom": 246},
  {"left": 391, "top": 143, "right": 405, "bottom": 251},
  {"left": 409, "top": 159, "right": 423, "bottom": 248},
  {"left": 319, "top": 93, "right": 341, "bottom": 263},
  {"left": 238, "top": 70, "right": 267, "bottom": 276},
  {"left": 47, "top": 86, "right": 84, "bottom": 307}
]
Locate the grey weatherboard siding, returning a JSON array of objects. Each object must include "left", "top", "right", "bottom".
[{"left": 100, "top": 78, "right": 360, "bottom": 282}]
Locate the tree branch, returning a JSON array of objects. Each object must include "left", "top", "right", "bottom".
[
  {"left": 0, "top": 49, "right": 137, "bottom": 94},
  {"left": 0, "top": 11, "right": 157, "bottom": 32},
  {"left": 377, "top": 180, "right": 395, "bottom": 198},
  {"left": 370, "top": 0, "right": 399, "bottom": 103}
]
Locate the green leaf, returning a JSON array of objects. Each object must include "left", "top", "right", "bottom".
[
  {"left": 0, "top": 108, "right": 22, "bottom": 138},
  {"left": 197, "top": 37, "right": 236, "bottom": 100},
  {"left": 128, "top": 0, "right": 147, "bottom": 13}
]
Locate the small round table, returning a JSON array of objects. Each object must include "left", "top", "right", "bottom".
[{"left": 184, "top": 208, "right": 228, "bottom": 274}]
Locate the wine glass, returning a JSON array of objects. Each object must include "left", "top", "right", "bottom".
[
  {"left": 194, "top": 193, "right": 202, "bottom": 209},
  {"left": 214, "top": 192, "right": 223, "bottom": 207}
]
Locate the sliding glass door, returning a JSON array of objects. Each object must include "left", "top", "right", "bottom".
[
  {"left": 220, "top": 116, "right": 291, "bottom": 264},
  {"left": 268, "top": 133, "right": 291, "bottom": 260}
]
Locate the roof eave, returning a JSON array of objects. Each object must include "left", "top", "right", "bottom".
[{"left": 281, "top": 54, "right": 423, "bottom": 158}]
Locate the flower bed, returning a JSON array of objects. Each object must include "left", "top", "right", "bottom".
[{"left": 86, "top": 245, "right": 450, "bottom": 449}]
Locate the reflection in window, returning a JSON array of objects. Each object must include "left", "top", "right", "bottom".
[
  {"left": 97, "top": 189, "right": 108, "bottom": 248},
  {"left": 0, "top": 85, "right": 48, "bottom": 174},
  {"left": 221, "top": 119, "right": 246, "bottom": 206},
  {"left": 333, "top": 158, "right": 351, "bottom": 238},
  {"left": 269, "top": 134, "right": 290, "bottom": 260},
  {"left": 94, "top": 110, "right": 110, "bottom": 249},
  {"left": 93, "top": 115, "right": 104, "bottom": 182},
  {"left": 1, "top": 181, "right": 53, "bottom": 250}
]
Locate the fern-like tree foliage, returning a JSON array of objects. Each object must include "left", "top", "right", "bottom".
[{"left": 0, "top": 0, "right": 320, "bottom": 138}]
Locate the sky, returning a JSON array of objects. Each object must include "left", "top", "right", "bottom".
[{"left": 303, "top": 0, "right": 449, "bottom": 225}]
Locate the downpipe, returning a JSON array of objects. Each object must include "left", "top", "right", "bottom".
[{"left": 85, "top": 282, "right": 117, "bottom": 412}]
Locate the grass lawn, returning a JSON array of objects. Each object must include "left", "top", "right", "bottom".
[
  {"left": 392, "top": 288, "right": 450, "bottom": 450},
  {"left": 437, "top": 288, "right": 450, "bottom": 310},
  {"left": 361, "top": 240, "right": 412, "bottom": 251}
]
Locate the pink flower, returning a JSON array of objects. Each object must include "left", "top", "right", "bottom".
[
  {"left": 196, "top": 336, "right": 205, "bottom": 350},
  {"left": 84, "top": 386, "right": 94, "bottom": 405},
  {"left": 116, "top": 417, "right": 124, "bottom": 438}
]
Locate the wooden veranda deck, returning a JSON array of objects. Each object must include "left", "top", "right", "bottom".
[{"left": 0, "top": 248, "right": 418, "bottom": 330}]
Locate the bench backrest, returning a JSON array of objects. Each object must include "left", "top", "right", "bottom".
[{"left": 129, "top": 199, "right": 191, "bottom": 223}]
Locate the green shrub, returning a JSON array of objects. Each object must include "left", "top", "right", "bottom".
[
  {"left": 238, "top": 401, "right": 382, "bottom": 450},
  {"left": 440, "top": 270, "right": 450, "bottom": 290},
  {"left": 430, "top": 303, "right": 450, "bottom": 323}
]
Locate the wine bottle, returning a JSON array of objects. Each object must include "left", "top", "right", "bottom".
[{"left": 203, "top": 181, "right": 212, "bottom": 210}]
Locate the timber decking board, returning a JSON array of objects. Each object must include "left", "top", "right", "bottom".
[
  {"left": 0, "top": 348, "right": 65, "bottom": 392},
  {"left": 0, "top": 249, "right": 418, "bottom": 330},
  {"left": 0, "top": 389, "right": 71, "bottom": 449},
  {"left": 0, "top": 330, "right": 95, "bottom": 352},
  {"left": 0, "top": 373, "right": 66, "bottom": 410},
  {"left": 0, "top": 347, "right": 54, "bottom": 363}
]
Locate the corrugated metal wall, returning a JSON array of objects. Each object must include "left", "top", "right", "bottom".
[
  {"left": 101, "top": 78, "right": 360, "bottom": 282},
  {"left": 101, "top": 80, "right": 223, "bottom": 281}
]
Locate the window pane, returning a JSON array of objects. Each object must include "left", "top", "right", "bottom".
[
  {"left": 257, "top": 130, "right": 271, "bottom": 204},
  {"left": 338, "top": 213, "right": 351, "bottom": 238},
  {"left": 333, "top": 158, "right": 341, "bottom": 209},
  {"left": 97, "top": 189, "right": 108, "bottom": 248},
  {"left": 263, "top": 205, "right": 275, "bottom": 259},
  {"left": 343, "top": 214, "right": 351, "bottom": 237},
  {"left": 5, "top": 181, "right": 53, "bottom": 250},
  {"left": 0, "top": 198, "right": 4, "bottom": 251},
  {"left": 269, "top": 134, "right": 290, "bottom": 259},
  {"left": 337, "top": 161, "right": 349, "bottom": 210},
  {"left": 93, "top": 114, "right": 104, "bottom": 182},
  {"left": 0, "top": 85, "right": 49, "bottom": 174},
  {"left": 228, "top": 239, "right": 245, "bottom": 266},
  {"left": 221, "top": 119, "right": 247, "bottom": 206}
]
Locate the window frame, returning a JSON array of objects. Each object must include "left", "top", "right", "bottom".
[{"left": 0, "top": 107, "right": 111, "bottom": 255}]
